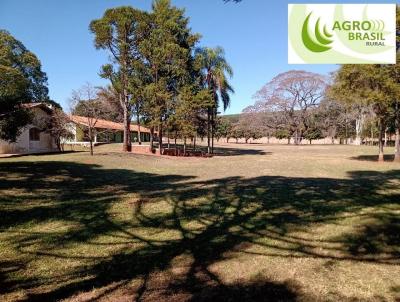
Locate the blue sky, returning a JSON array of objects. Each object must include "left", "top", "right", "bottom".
[{"left": 0, "top": 0, "right": 394, "bottom": 114}]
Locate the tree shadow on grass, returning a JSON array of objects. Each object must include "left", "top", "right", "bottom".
[
  {"left": 161, "top": 144, "right": 271, "bottom": 157},
  {"left": 0, "top": 161, "right": 399, "bottom": 301},
  {"left": 211, "top": 146, "right": 270, "bottom": 156},
  {"left": 0, "top": 161, "right": 192, "bottom": 233},
  {"left": 350, "top": 154, "right": 396, "bottom": 162},
  {"left": 340, "top": 214, "right": 400, "bottom": 257}
]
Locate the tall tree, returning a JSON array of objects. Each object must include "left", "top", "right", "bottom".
[
  {"left": 0, "top": 30, "right": 49, "bottom": 141},
  {"left": 388, "top": 7, "right": 400, "bottom": 161},
  {"left": 214, "top": 117, "right": 233, "bottom": 142},
  {"left": 252, "top": 70, "right": 328, "bottom": 145},
  {"left": 328, "top": 65, "right": 398, "bottom": 162},
  {"left": 90, "top": 7, "right": 148, "bottom": 152},
  {"left": 195, "top": 47, "right": 234, "bottom": 153},
  {"left": 387, "top": 60, "right": 400, "bottom": 162},
  {"left": 175, "top": 87, "right": 213, "bottom": 154},
  {"left": 140, "top": 0, "right": 200, "bottom": 154}
]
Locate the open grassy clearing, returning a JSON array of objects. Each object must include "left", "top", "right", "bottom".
[{"left": 1, "top": 143, "right": 399, "bottom": 301}]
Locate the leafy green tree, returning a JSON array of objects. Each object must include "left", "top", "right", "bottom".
[
  {"left": 174, "top": 87, "right": 213, "bottom": 154},
  {"left": 361, "top": 116, "right": 379, "bottom": 145},
  {"left": 329, "top": 65, "right": 398, "bottom": 162},
  {"left": 0, "top": 30, "right": 49, "bottom": 141},
  {"left": 275, "top": 129, "right": 291, "bottom": 144},
  {"left": 397, "top": 5, "right": 400, "bottom": 51},
  {"left": 230, "top": 126, "right": 243, "bottom": 143},
  {"left": 387, "top": 48, "right": 400, "bottom": 161},
  {"left": 195, "top": 115, "right": 208, "bottom": 142},
  {"left": 234, "top": 113, "right": 264, "bottom": 143},
  {"left": 140, "top": 0, "right": 200, "bottom": 153},
  {"left": 215, "top": 117, "right": 232, "bottom": 142},
  {"left": 195, "top": 47, "right": 234, "bottom": 153},
  {"left": 303, "top": 125, "right": 324, "bottom": 144}
]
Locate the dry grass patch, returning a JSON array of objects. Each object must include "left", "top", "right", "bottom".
[{"left": 0, "top": 143, "right": 399, "bottom": 301}]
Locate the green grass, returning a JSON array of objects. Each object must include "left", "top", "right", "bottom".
[{"left": 1, "top": 143, "right": 399, "bottom": 301}]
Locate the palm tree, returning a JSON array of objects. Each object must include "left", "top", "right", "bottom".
[{"left": 195, "top": 47, "right": 234, "bottom": 154}]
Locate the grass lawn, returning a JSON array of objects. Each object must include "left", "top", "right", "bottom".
[{"left": 0, "top": 143, "right": 399, "bottom": 301}]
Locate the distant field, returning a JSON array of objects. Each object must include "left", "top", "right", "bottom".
[{"left": 0, "top": 143, "right": 399, "bottom": 301}]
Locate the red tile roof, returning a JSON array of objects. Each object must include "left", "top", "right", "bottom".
[{"left": 69, "top": 115, "right": 153, "bottom": 133}]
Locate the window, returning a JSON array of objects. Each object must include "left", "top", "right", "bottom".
[{"left": 29, "top": 128, "right": 40, "bottom": 141}]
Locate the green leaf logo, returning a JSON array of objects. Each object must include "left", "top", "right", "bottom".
[{"left": 302, "top": 12, "right": 333, "bottom": 52}]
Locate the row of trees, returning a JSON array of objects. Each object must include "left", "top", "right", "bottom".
[
  {"left": 89, "top": 0, "right": 234, "bottom": 154},
  {"left": 224, "top": 64, "right": 399, "bottom": 162},
  {"left": 223, "top": 97, "right": 393, "bottom": 146}
]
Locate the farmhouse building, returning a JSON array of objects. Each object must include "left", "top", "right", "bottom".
[
  {"left": 0, "top": 103, "right": 58, "bottom": 154},
  {"left": 67, "top": 115, "right": 154, "bottom": 144}
]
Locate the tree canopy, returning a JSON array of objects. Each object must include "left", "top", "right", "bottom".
[
  {"left": 0, "top": 30, "right": 49, "bottom": 141},
  {"left": 90, "top": 0, "right": 232, "bottom": 154}
]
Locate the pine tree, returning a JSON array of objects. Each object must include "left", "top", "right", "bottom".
[
  {"left": 90, "top": 7, "right": 148, "bottom": 152},
  {"left": 139, "top": 0, "right": 200, "bottom": 154}
]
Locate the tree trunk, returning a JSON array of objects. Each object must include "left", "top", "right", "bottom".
[
  {"left": 150, "top": 127, "right": 154, "bottom": 153},
  {"left": 174, "top": 132, "right": 177, "bottom": 156},
  {"left": 193, "top": 136, "right": 196, "bottom": 151},
  {"left": 355, "top": 115, "right": 364, "bottom": 145},
  {"left": 371, "top": 127, "right": 374, "bottom": 146},
  {"left": 183, "top": 137, "right": 187, "bottom": 156},
  {"left": 123, "top": 108, "right": 131, "bottom": 152},
  {"left": 159, "top": 123, "right": 163, "bottom": 155},
  {"left": 207, "top": 108, "right": 211, "bottom": 154},
  {"left": 226, "top": 137, "right": 229, "bottom": 143},
  {"left": 137, "top": 111, "right": 142, "bottom": 145},
  {"left": 88, "top": 127, "right": 94, "bottom": 156},
  {"left": 167, "top": 133, "right": 170, "bottom": 149},
  {"left": 378, "top": 118, "right": 384, "bottom": 162},
  {"left": 395, "top": 100, "right": 400, "bottom": 162},
  {"left": 395, "top": 128, "right": 400, "bottom": 162},
  {"left": 56, "top": 138, "right": 62, "bottom": 152},
  {"left": 384, "top": 131, "right": 388, "bottom": 147},
  {"left": 211, "top": 108, "right": 215, "bottom": 154}
]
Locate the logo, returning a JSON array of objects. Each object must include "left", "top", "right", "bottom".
[
  {"left": 302, "top": 12, "right": 333, "bottom": 53},
  {"left": 288, "top": 4, "right": 396, "bottom": 64}
]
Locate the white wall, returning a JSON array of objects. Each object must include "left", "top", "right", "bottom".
[
  {"left": 224, "top": 136, "right": 343, "bottom": 145},
  {"left": 0, "top": 107, "right": 57, "bottom": 154}
]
